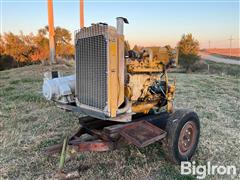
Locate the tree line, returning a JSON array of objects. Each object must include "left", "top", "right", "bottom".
[
  {"left": 0, "top": 26, "right": 74, "bottom": 70},
  {"left": 0, "top": 27, "right": 199, "bottom": 72}
]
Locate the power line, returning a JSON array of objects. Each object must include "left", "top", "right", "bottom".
[{"left": 200, "top": 38, "right": 239, "bottom": 49}]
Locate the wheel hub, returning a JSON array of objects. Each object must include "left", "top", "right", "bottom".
[{"left": 178, "top": 121, "right": 197, "bottom": 155}]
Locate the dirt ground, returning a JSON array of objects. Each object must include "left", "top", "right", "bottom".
[
  {"left": 200, "top": 52, "right": 240, "bottom": 65},
  {"left": 0, "top": 64, "right": 239, "bottom": 179}
]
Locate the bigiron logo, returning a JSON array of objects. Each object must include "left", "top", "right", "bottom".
[{"left": 181, "top": 161, "right": 239, "bottom": 179}]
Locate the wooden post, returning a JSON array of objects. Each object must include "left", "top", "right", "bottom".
[
  {"left": 80, "top": 0, "right": 84, "bottom": 28},
  {"left": 48, "top": 0, "right": 55, "bottom": 64}
]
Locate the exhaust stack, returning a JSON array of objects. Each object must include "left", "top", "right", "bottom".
[{"left": 116, "top": 17, "right": 129, "bottom": 35}]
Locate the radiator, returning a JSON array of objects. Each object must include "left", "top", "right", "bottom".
[
  {"left": 75, "top": 24, "right": 108, "bottom": 112},
  {"left": 75, "top": 22, "right": 125, "bottom": 119}
]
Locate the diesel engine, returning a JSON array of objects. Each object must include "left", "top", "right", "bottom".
[{"left": 43, "top": 17, "right": 177, "bottom": 122}]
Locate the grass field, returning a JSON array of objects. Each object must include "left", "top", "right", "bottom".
[
  {"left": 206, "top": 48, "right": 240, "bottom": 59},
  {"left": 0, "top": 64, "right": 239, "bottom": 179}
]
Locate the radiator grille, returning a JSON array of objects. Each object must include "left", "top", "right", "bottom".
[{"left": 76, "top": 35, "right": 108, "bottom": 110}]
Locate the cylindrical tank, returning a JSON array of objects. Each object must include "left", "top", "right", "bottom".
[{"left": 42, "top": 75, "right": 75, "bottom": 102}]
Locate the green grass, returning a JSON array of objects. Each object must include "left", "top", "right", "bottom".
[
  {"left": 0, "top": 64, "right": 239, "bottom": 179},
  {"left": 205, "top": 61, "right": 240, "bottom": 77},
  {"left": 9, "top": 78, "right": 40, "bottom": 85}
]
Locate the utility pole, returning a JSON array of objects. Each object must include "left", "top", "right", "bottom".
[
  {"left": 48, "top": 0, "right": 55, "bottom": 64},
  {"left": 80, "top": 0, "right": 84, "bottom": 28},
  {"left": 228, "top": 36, "right": 234, "bottom": 57},
  {"left": 208, "top": 40, "right": 211, "bottom": 49}
]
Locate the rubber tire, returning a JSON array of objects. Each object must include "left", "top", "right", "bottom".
[{"left": 163, "top": 109, "right": 200, "bottom": 164}]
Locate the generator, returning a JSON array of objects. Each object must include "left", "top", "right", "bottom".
[{"left": 43, "top": 17, "right": 200, "bottom": 173}]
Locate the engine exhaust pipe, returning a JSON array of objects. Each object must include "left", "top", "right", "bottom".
[{"left": 116, "top": 17, "right": 129, "bottom": 35}]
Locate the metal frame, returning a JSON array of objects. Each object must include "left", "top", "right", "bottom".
[{"left": 45, "top": 104, "right": 171, "bottom": 156}]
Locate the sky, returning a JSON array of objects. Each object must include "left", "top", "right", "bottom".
[{"left": 0, "top": 0, "right": 239, "bottom": 48}]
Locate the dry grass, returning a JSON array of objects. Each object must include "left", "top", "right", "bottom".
[
  {"left": 0, "top": 64, "right": 239, "bottom": 179},
  {"left": 206, "top": 48, "right": 240, "bottom": 58}
]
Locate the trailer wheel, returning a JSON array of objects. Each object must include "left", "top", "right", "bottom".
[{"left": 163, "top": 109, "right": 200, "bottom": 164}]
